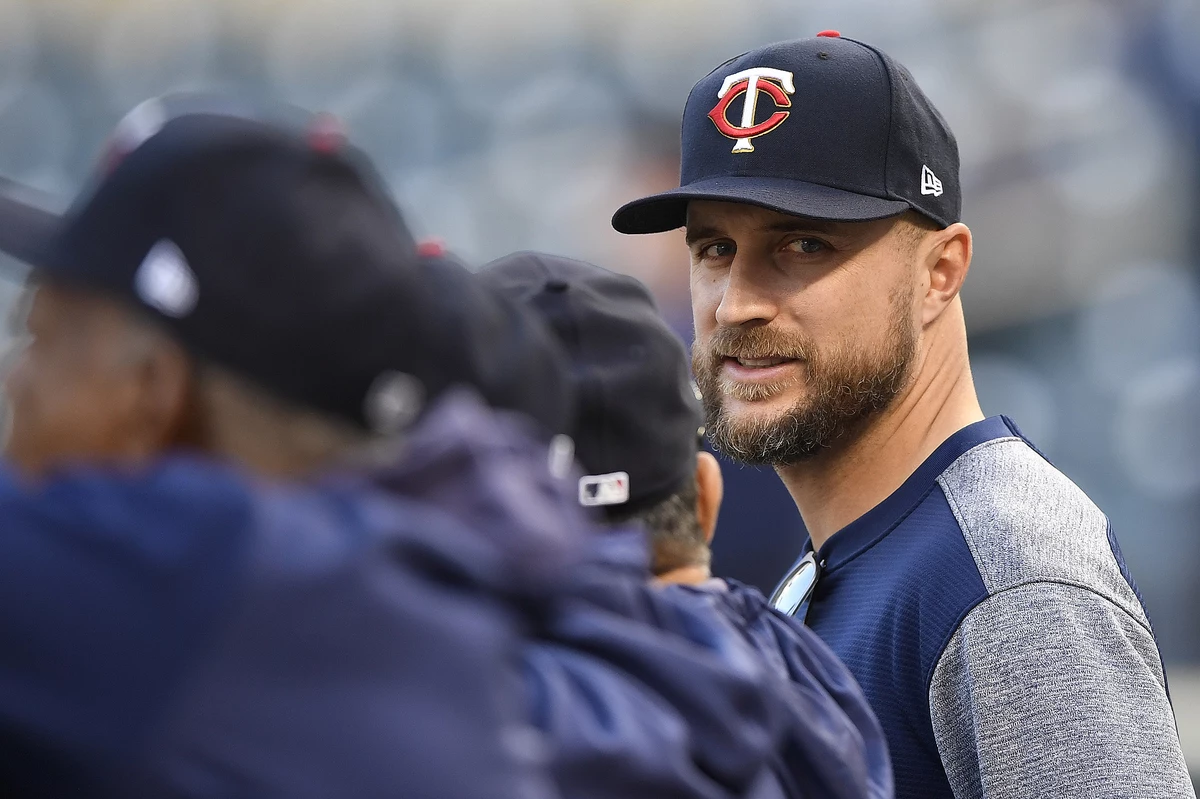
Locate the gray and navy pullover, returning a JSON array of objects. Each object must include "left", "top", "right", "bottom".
[{"left": 796, "top": 416, "right": 1193, "bottom": 799}]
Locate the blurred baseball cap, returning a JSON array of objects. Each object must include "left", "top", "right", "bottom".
[
  {"left": 612, "top": 33, "right": 960, "bottom": 234},
  {"left": 482, "top": 252, "right": 703, "bottom": 515},
  {"left": 410, "top": 246, "right": 576, "bottom": 439},
  {"left": 0, "top": 94, "right": 573, "bottom": 436}
]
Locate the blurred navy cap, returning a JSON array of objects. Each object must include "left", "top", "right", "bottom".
[
  {"left": 411, "top": 245, "right": 576, "bottom": 440},
  {"left": 482, "top": 252, "right": 702, "bottom": 514},
  {"left": 0, "top": 94, "right": 573, "bottom": 437},
  {"left": 612, "top": 33, "right": 960, "bottom": 233}
]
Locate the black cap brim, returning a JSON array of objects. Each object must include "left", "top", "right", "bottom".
[
  {"left": 612, "top": 175, "right": 912, "bottom": 234},
  {"left": 0, "top": 179, "right": 63, "bottom": 279}
]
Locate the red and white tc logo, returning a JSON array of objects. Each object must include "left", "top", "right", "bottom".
[{"left": 707, "top": 67, "right": 796, "bottom": 154}]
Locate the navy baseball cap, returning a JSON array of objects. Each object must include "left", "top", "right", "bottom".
[
  {"left": 612, "top": 33, "right": 960, "bottom": 234},
  {"left": 0, "top": 95, "right": 573, "bottom": 436},
  {"left": 481, "top": 252, "right": 704, "bottom": 515},
  {"left": 410, "top": 246, "right": 576, "bottom": 438}
]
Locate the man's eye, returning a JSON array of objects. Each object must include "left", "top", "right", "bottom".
[
  {"left": 700, "top": 242, "right": 735, "bottom": 259},
  {"left": 787, "top": 238, "right": 826, "bottom": 254}
]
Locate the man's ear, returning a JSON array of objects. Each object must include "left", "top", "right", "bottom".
[
  {"left": 920, "top": 222, "right": 972, "bottom": 327},
  {"left": 695, "top": 451, "right": 724, "bottom": 545},
  {"left": 124, "top": 334, "right": 195, "bottom": 453}
]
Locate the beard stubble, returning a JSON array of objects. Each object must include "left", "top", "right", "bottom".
[{"left": 692, "top": 289, "right": 918, "bottom": 466}]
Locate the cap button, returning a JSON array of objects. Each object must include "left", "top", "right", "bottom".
[
  {"left": 816, "top": 29, "right": 841, "bottom": 37},
  {"left": 416, "top": 239, "right": 445, "bottom": 257},
  {"left": 308, "top": 113, "right": 346, "bottom": 154}
]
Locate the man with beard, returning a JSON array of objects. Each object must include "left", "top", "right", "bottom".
[{"left": 612, "top": 33, "right": 1194, "bottom": 799}]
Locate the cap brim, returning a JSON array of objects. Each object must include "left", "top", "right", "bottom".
[
  {"left": 611, "top": 175, "right": 912, "bottom": 235},
  {"left": 0, "top": 178, "right": 62, "bottom": 279}
]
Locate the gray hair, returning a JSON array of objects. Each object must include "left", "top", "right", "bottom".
[{"left": 607, "top": 479, "right": 710, "bottom": 575}]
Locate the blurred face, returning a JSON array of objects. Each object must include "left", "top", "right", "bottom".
[
  {"left": 688, "top": 202, "right": 921, "bottom": 465},
  {"left": 3, "top": 282, "right": 185, "bottom": 477}
]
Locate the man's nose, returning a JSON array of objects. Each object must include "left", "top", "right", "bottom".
[{"left": 715, "top": 257, "right": 779, "bottom": 328}]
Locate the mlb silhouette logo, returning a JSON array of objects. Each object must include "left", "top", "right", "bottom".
[{"left": 579, "top": 471, "right": 631, "bottom": 507}]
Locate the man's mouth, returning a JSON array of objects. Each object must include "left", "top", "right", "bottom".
[
  {"left": 730, "top": 356, "right": 791, "bottom": 368},
  {"left": 710, "top": 351, "right": 805, "bottom": 399},
  {"left": 720, "top": 355, "right": 802, "bottom": 383}
]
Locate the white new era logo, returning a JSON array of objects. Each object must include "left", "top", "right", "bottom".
[
  {"left": 134, "top": 239, "right": 198, "bottom": 317},
  {"left": 920, "top": 165, "right": 943, "bottom": 197}
]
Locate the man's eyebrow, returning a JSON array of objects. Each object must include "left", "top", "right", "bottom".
[
  {"left": 684, "top": 225, "right": 724, "bottom": 245},
  {"left": 685, "top": 218, "right": 843, "bottom": 245},
  {"left": 760, "top": 219, "right": 840, "bottom": 235}
]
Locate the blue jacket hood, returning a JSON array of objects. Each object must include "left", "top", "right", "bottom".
[
  {"left": 363, "top": 390, "right": 790, "bottom": 798},
  {"left": 349, "top": 387, "right": 585, "bottom": 602},
  {"left": 0, "top": 387, "right": 879, "bottom": 799},
  {"left": 367, "top": 390, "right": 895, "bottom": 799}
]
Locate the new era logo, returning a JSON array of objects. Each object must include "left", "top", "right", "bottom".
[
  {"left": 579, "top": 471, "right": 630, "bottom": 507},
  {"left": 134, "top": 239, "right": 198, "bottom": 317},
  {"left": 920, "top": 165, "right": 943, "bottom": 197}
]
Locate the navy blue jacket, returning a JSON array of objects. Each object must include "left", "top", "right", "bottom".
[
  {"left": 0, "top": 390, "right": 885, "bottom": 797},
  {"left": 366, "top": 393, "right": 784, "bottom": 799},
  {"left": 695, "top": 580, "right": 893, "bottom": 799},
  {"left": 526, "top": 532, "right": 785, "bottom": 799},
  {"left": 0, "top": 393, "right": 574, "bottom": 799},
  {"left": 392, "top": 405, "right": 893, "bottom": 799}
]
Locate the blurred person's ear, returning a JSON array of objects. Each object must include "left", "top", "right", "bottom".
[
  {"left": 695, "top": 450, "right": 723, "bottom": 546},
  {"left": 919, "top": 221, "right": 972, "bottom": 328},
  {"left": 123, "top": 324, "right": 195, "bottom": 456},
  {"left": 69, "top": 303, "right": 195, "bottom": 465},
  {"left": 4, "top": 286, "right": 194, "bottom": 476}
]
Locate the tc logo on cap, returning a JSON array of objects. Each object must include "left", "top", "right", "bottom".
[{"left": 708, "top": 67, "right": 796, "bottom": 154}]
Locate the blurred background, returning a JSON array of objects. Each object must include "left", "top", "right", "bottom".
[{"left": 0, "top": 0, "right": 1195, "bottom": 783}]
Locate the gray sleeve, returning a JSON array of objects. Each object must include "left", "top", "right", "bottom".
[{"left": 929, "top": 581, "right": 1194, "bottom": 799}]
